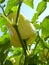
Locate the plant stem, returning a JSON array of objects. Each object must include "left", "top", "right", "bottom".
[
  {"left": 15, "top": 1, "right": 22, "bottom": 23},
  {"left": 14, "top": 25, "right": 27, "bottom": 54},
  {"left": 2, "top": 14, "right": 13, "bottom": 25},
  {"left": 44, "top": 36, "right": 49, "bottom": 41},
  {"left": 33, "top": 32, "right": 40, "bottom": 55},
  {"left": 0, "top": 5, "right": 6, "bottom": 16},
  {"left": 14, "top": 1, "right": 28, "bottom": 65}
]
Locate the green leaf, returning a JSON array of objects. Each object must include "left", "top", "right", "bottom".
[
  {"left": 40, "top": 38, "right": 49, "bottom": 49},
  {"left": 33, "top": 23, "right": 40, "bottom": 29},
  {"left": 0, "top": 38, "right": 10, "bottom": 48},
  {"left": 40, "top": 16, "right": 49, "bottom": 38},
  {"left": 13, "top": 48, "right": 22, "bottom": 56},
  {"left": 4, "top": 60, "right": 13, "bottom": 65},
  {"left": 31, "top": 21, "right": 40, "bottom": 29},
  {"left": 0, "top": 51, "right": 6, "bottom": 62},
  {"left": 0, "top": 0, "right": 5, "bottom": 3},
  {"left": 0, "top": 33, "right": 10, "bottom": 43},
  {"left": 11, "top": 6, "right": 18, "bottom": 13},
  {"left": 24, "top": 0, "right": 34, "bottom": 8},
  {"left": 43, "top": 0, "right": 49, "bottom": 2},
  {"left": 32, "top": 13, "right": 38, "bottom": 23},
  {"left": 32, "top": 1, "right": 47, "bottom": 23},
  {"left": 34, "top": 42, "right": 43, "bottom": 55},
  {"left": 36, "top": 1, "right": 47, "bottom": 15},
  {"left": 5, "top": 0, "right": 18, "bottom": 14},
  {"left": 0, "top": 18, "right": 6, "bottom": 28},
  {"left": 1, "top": 26, "right": 7, "bottom": 32}
]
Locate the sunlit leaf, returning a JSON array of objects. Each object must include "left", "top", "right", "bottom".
[
  {"left": 12, "top": 48, "right": 22, "bottom": 56},
  {"left": 36, "top": 1, "right": 47, "bottom": 15},
  {"left": 11, "top": 6, "right": 18, "bottom": 13},
  {"left": 5, "top": 0, "right": 18, "bottom": 14},
  {"left": 40, "top": 16, "right": 49, "bottom": 38},
  {"left": 34, "top": 42, "right": 43, "bottom": 55},
  {"left": 32, "top": 1, "right": 47, "bottom": 24},
  {"left": 32, "top": 13, "right": 38, "bottom": 23},
  {"left": 0, "top": 17, "right": 6, "bottom": 28},
  {"left": 1, "top": 26, "right": 7, "bottom": 32},
  {"left": 0, "top": 33, "right": 10, "bottom": 43},
  {"left": 24, "top": 0, "right": 34, "bottom": 8},
  {"left": 33, "top": 23, "right": 40, "bottom": 29}
]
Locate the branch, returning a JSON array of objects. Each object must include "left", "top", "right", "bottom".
[
  {"left": 14, "top": 25, "right": 27, "bottom": 53},
  {"left": 44, "top": 36, "right": 49, "bottom": 41},
  {"left": 1, "top": 14, "right": 14, "bottom": 25},
  {"left": 0, "top": 5, "right": 6, "bottom": 16},
  {"left": 14, "top": 1, "right": 28, "bottom": 55},
  {"left": 15, "top": 1, "right": 22, "bottom": 23},
  {"left": 33, "top": 34, "right": 40, "bottom": 55}
]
